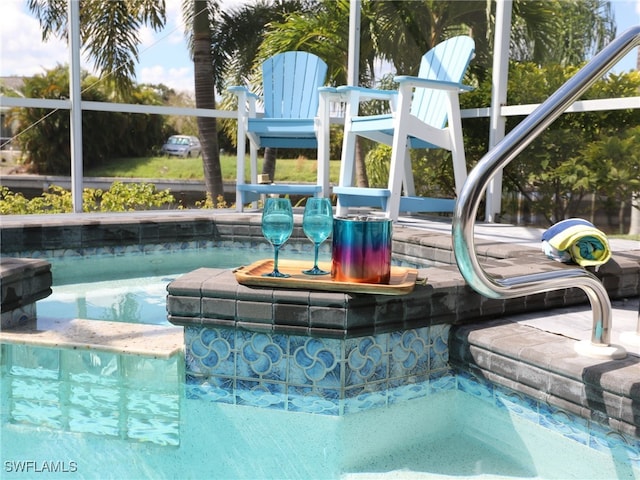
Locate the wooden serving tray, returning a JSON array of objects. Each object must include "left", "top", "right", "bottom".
[{"left": 234, "top": 259, "right": 420, "bottom": 295}]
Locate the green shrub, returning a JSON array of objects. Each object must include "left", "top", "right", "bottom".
[{"left": 0, "top": 182, "right": 176, "bottom": 214}]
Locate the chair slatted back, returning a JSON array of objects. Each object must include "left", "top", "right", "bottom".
[
  {"left": 262, "top": 51, "right": 328, "bottom": 119},
  {"left": 411, "top": 36, "right": 475, "bottom": 128}
]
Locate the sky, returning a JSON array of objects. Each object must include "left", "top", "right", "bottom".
[{"left": 1, "top": 0, "right": 639, "bottom": 95}]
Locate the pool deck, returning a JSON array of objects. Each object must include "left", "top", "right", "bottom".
[
  {"left": 391, "top": 213, "right": 640, "bottom": 357},
  {"left": 1, "top": 209, "right": 638, "bottom": 358},
  {"left": 0, "top": 316, "right": 183, "bottom": 358}
]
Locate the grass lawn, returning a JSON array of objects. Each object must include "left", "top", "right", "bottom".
[{"left": 87, "top": 154, "right": 342, "bottom": 184}]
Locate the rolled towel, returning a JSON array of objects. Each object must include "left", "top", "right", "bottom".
[{"left": 541, "top": 218, "right": 611, "bottom": 267}]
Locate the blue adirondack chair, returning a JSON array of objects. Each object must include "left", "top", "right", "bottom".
[
  {"left": 333, "top": 36, "right": 475, "bottom": 221},
  {"left": 228, "top": 51, "right": 333, "bottom": 211}
]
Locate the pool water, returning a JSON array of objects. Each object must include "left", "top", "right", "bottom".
[
  {"left": 4, "top": 246, "right": 639, "bottom": 479},
  {"left": 1, "top": 345, "right": 638, "bottom": 480},
  {"left": 39, "top": 246, "right": 326, "bottom": 325}
]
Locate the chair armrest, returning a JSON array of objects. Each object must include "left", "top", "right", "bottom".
[
  {"left": 336, "top": 85, "right": 397, "bottom": 102},
  {"left": 318, "top": 86, "right": 338, "bottom": 93},
  {"left": 318, "top": 86, "right": 343, "bottom": 101},
  {"left": 227, "top": 85, "right": 260, "bottom": 99},
  {"left": 393, "top": 75, "right": 473, "bottom": 92}
]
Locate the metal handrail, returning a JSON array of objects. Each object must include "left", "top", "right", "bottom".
[{"left": 452, "top": 26, "right": 640, "bottom": 359}]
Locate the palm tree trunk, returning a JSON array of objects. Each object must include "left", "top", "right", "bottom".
[
  {"left": 629, "top": 194, "right": 640, "bottom": 235},
  {"left": 618, "top": 200, "right": 627, "bottom": 235},
  {"left": 355, "top": 138, "right": 369, "bottom": 187},
  {"left": 193, "top": 0, "right": 224, "bottom": 201},
  {"left": 262, "top": 147, "right": 277, "bottom": 182}
]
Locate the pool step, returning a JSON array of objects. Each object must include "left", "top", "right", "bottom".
[{"left": 0, "top": 317, "right": 183, "bottom": 358}]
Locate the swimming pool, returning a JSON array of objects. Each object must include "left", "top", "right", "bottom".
[
  {"left": 38, "top": 244, "right": 326, "bottom": 325},
  {"left": 2, "top": 341, "right": 638, "bottom": 479},
  {"left": 3, "top": 244, "right": 639, "bottom": 479}
]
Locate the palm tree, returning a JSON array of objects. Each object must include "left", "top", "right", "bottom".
[
  {"left": 27, "top": 0, "right": 227, "bottom": 201},
  {"left": 212, "top": 0, "right": 314, "bottom": 184},
  {"left": 259, "top": 0, "right": 618, "bottom": 188},
  {"left": 369, "top": 0, "right": 615, "bottom": 77},
  {"left": 27, "top": 0, "right": 165, "bottom": 96},
  {"left": 191, "top": 0, "right": 223, "bottom": 201}
]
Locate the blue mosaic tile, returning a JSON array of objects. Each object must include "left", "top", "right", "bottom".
[
  {"left": 345, "top": 335, "right": 388, "bottom": 387},
  {"left": 235, "top": 380, "right": 286, "bottom": 409},
  {"left": 288, "top": 385, "right": 340, "bottom": 415},
  {"left": 141, "top": 244, "right": 160, "bottom": 254},
  {"left": 80, "top": 247, "right": 99, "bottom": 257},
  {"left": 429, "top": 324, "right": 450, "bottom": 370},
  {"left": 429, "top": 369, "right": 457, "bottom": 394},
  {"left": 389, "top": 328, "right": 429, "bottom": 379},
  {"left": 589, "top": 421, "right": 640, "bottom": 465},
  {"left": 388, "top": 372, "right": 430, "bottom": 391},
  {"left": 538, "top": 402, "right": 590, "bottom": 445},
  {"left": 115, "top": 245, "right": 144, "bottom": 256},
  {"left": 456, "top": 370, "right": 494, "bottom": 401},
  {"left": 387, "top": 382, "right": 430, "bottom": 405},
  {"left": 50, "top": 249, "right": 68, "bottom": 258},
  {"left": 185, "top": 375, "right": 234, "bottom": 404},
  {"left": 236, "top": 331, "right": 288, "bottom": 381},
  {"left": 343, "top": 385, "right": 388, "bottom": 414},
  {"left": 185, "top": 326, "right": 235, "bottom": 377},
  {"left": 289, "top": 336, "right": 342, "bottom": 388},
  {"left": 60, "top": 248, "right": 82, "bottom": 258},
  {"left": 494, "top": 386, "right": 540, "bottom": 424},
  {"left": 179, "top": 323, "right": 639, "bottom": 472}
]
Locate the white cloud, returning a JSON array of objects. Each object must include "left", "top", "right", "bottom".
[
  {"left": 139, "top": 65, "right": 193, "bottom": 93},
  {"left": 139, "top": 25, "right": 158, "bottom": 49},
  {"left": 0, "top": 1, "right": 69, "bottom": 76},
  {"left": 165, "top": 0, "right": 187, "bottom": 36},
  {"left": 140, "top": 0, "right": 185, "bottom": 49}
]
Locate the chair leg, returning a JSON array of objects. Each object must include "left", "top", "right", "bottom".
[
  {"left": 402, "top": 144, "right": 415, "bottom": 197},
  {"left": 236, "top": 126, "right": 246, "bottom": 212},
  {"left": 316, "top": 96, "right": 331, "bottom": 199},
  {"left": 386, "top": 134, "right": 409, "bottom": 222},
  {"left": 385, "top": 84, "right": 415, "bottom": 221},
  {"left": 336, "top": 129, "right": 358, "bottom": 217},
  {"left": 249, "top": 140, "right": 259, "bottom": 210},
  {"left": 447, "top": 91, "right": 468, "bottom": 194}
]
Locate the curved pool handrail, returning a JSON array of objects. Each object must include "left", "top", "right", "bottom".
[{"left": 452, "top": 25, "right": 640, "bottom": 359}]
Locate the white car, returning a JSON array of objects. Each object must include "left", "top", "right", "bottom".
[{"left": 161, "top": 135, "right": 201, "bottom": 158}]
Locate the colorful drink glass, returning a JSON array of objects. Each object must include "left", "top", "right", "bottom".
[{"left": 331, "top": 216, "right": 392, "bottom": 284}]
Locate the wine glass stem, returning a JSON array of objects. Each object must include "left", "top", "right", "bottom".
[
  {"left": 313, "top": 243, "right": 320, "bottom": 269},
  {"left": 273, "top": 245, "right": 281, "bottom": 274}
]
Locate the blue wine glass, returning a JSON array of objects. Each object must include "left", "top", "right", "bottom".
[
  {"left": 302, "top": 197, "right": 333, "bottom": 275},
  {"left": 261, "top": 198, "right": 294, "bottom": 278}
]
